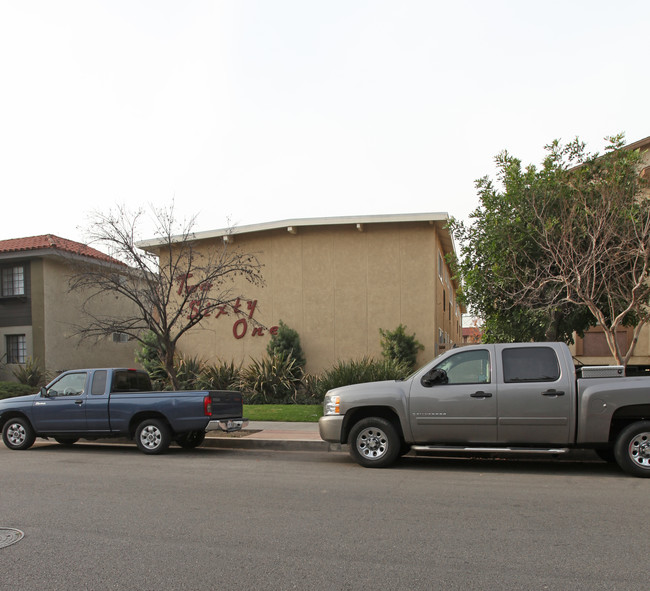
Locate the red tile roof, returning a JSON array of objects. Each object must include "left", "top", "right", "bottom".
[{"left": 0, "top": 234, "right": 122, "bottom": 265}]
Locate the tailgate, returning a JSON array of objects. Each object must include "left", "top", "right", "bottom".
[{"left": 209, "top": 391, "right": 244, "bottom": 419}]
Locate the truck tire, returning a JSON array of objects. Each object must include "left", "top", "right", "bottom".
[
  {"left": 175, "top": 430, "right": 206, "bottom": 449},
  {"left": 135, "top": 419, "right": 171, "bottom": 455},
  {"left": 348, "top": 417, "right": 401, "bottom": 468},
  {"left": 2, "top": 417, "right": 36, "bottom": 451},
  {"left": 614, "top": 421, "right": 650, "bottom": 477}
]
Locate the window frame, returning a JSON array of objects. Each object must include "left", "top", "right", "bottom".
[
  {"left": 432, "top": 348, "right": 492, "bottom": 385},
  {"left": 502, "top": 346, "right": 561, "bottom": 383},
  {"left": 6, "top": 334, "right": 27, "bottom": 364},
  {"left": 1, "top": 265, "right": 26, "bottom": 297}
]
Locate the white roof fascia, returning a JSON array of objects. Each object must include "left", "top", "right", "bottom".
[{"left": 138, "top": 212, "right": 450, "bottom": 249}]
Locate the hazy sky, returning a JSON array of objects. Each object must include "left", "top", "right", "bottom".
[{"left": 2, "top": 0, "right": 649, "bottom": 244}]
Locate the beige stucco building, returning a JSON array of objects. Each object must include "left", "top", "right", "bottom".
[
  {"left": 0, "top": 235, "right": 140, "bottom": 381},
  {"left": 150, "top": 213, "right": 463, "bottom": 373}
]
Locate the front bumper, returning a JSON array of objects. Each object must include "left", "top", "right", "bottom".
[
  {"left": 318, "top": 415, "right": 344, "bottom": 443},
  {"left": 206, "top": 418, "right": 249, "bottom": 433}
]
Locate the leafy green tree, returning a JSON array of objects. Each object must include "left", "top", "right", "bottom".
[
  {"left": 379, "top": 324, "right": 424, "bottom": 370},
  {"left": 266, "top": 320, "right": 306, "bottom": 368},
  {"left": 452, "top": 134, "right": 650, "bottom": 365}
]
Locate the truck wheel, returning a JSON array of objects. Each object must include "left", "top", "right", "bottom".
[
  {"left": 614, "top": 421, "right": 650, "bottom": 477},
  {"left": 135, "top": 419, "right": 171, "bottom": 455},
  {"left": 348, "top": 417, "right": 401, "bottom": 468},
  {"left": 2, "top": 418, "right": 36, "bottom": 451},
  {"left": 175, "top": 430, "right": 206, "bottom": 449}
]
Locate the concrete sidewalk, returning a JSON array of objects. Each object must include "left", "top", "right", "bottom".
[{"left": 205, "top": 421, "right": 335, "bottom": 452}]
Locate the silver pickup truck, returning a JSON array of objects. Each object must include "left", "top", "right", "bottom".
[{"left": 319, "top": 342, "right": 650, "bottom": 477}]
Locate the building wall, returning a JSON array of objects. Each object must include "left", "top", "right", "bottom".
[
  {"left": 0, "top": 255, "right": 141, "bottom": 381},
  {"left": 39, "top": 257, "right": 139, "bottom": 372},
  {"left": 177, "top": 221, "right": 462, "bottom": 373}
]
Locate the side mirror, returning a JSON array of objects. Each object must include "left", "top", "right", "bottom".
[
  {"left": 40, "top": 387, "right": 50, "bottom": 398},
  {"left": 421, "top": 368, "right": 448, "bottom": 387}
]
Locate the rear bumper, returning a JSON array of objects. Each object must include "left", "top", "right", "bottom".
[
  {"left": 206, "top": 418, "right": 249, "bottom": 432},
  {"left": 318, "top": 415, "right": 344, "bottom": 443}
]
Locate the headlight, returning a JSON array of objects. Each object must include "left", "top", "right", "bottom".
[{"left": 324, "top": 393, "right": 341, "bottom": 416}]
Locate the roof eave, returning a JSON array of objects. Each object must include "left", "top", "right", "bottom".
[{"left": 138, "top": 212, "right": 451, "bottom": 249}]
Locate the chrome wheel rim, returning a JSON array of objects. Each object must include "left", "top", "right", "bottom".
[
  {"left": 628, "top": 431, "right": 650, "bottom": 469},
  {"left": 140, "top": 425, "right": 162, "bottom": 450},
  {"left": 7, "top": 423, "right": 26, "bottom": 446},
  {"left": 356, "top": 427, "right": 389, "bottom": 460}
]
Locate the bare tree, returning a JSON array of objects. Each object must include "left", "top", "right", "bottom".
[
  {"left": 69, "top": 203, "right": 264, "bottom": 388},
  {"left": 520, "top": 143, "right": 650, "bottom": 365},
  {"left": 458, "top": 135, "right": 650, "bottom": 366}
]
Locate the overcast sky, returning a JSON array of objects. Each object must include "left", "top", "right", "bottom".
[{"left": 2, "top": 0, "right": 649, "bottom": 244}]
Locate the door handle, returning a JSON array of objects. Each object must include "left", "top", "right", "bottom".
[
  {"left": 542, "top": 389, "right": 565, "bottom": 396},
  {"left": 75, "top": 400, "right": 84, "bottom": 405},
  {"left": 470, "top": 391, "right": 492, "bottom": 398}
]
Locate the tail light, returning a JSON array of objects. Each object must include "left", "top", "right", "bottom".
[{"left": 204, "top": 395, "right": 212, "bottom": 416}]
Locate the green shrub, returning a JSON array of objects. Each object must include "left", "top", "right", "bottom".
[
  {"left": 240, "top": 354, "right": 303, "bottom": 404},
  {"left": 0, "top": 381, "right": 36, "bottom": 400},
  {"left": 135, "top": 331, "right": 168, "bottom": 383},
  {"left": 296, "top": 373, "right": 324, "bottom": 404},
  {"left": 267, "top": 321, "right": 306, "bottom": 368},
  {"left": 314, "top": 357, "right": 412, "bottom": 398},
  {"left": 12, "top": 357, "right": 50, "bottom": 387},
  {"left": 199, "top": 360, "right": 242, "bottom": 391},
  {"left": 379, "top": 324, "right": 424, "bottom": 370},
  {"left": 173, "top": 354, "right": 205, "bottom": 390}
]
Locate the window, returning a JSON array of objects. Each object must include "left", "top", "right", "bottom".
[
  {"left": 112, "top": 332, "right": 130, "bottom": 343},
  {"left": 1, "top": 265, "right": 25, "bottom": 296},
  {"left": 434, "top": 349, "right": 491, "bottom": 384},
  {"left": 91, "top": 370, "right": 108, "bottom": 395},
  {"left": 6, "top": 335, "right": 26, "bottom": 364},
  {"left": 111, "top": 371, "right": 153, "bottom": 393},
  {"left": 502, "top": 347, "right": 560, "bottom": 383},
  {"left": 47, "top": 372, "right": 87, "bottom": 396}
]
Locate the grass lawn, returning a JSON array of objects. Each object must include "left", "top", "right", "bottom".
[{"left": 244, "top": 404, "right": 323, "bottom": 422}]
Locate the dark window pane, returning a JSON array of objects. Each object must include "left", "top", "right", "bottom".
[
  {"left": 91, "top": 370, "right": 108, "bottom": 395},
  {"left": 502, "top": 347, "right": 560, "bottom": 383}
]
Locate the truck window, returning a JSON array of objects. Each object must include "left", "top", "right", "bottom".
[
  {"left": 502, "top": 347, "right": 560, "bottom": 383},
  {"left": 47, "top": 372, "right": 87, "bottom": 396},
  {"left": 111, "top": 371, "right": 153, "bottom": 393},
  {"left": 435, "top": 349, "right": 491, "bottom": 384},
  {"left": 91, "top": 370, "right": 107, "bottom": 395}
]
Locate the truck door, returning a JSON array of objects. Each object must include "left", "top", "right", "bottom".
[
  {"left": 496, "top": 346, "right": 573, "bottom": 445},
  {"left": 33, "top": 371, "right": 89, "bottom": 432},
  {"left": 408, "top": 347, "right": 498, "bottom": 444},
  {"left": 83, "top": 370, "right": 111, "bottom": 432}
]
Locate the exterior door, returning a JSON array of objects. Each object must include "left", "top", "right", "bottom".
[
  {"left": 496, "top": 346, "right": 573, "bottom": 445},
  {"left": 33, "top": 371, "right": 89, "bottom": 432},
  {"left": 408, "top": 347, "right": 498, "bottom": 444}
]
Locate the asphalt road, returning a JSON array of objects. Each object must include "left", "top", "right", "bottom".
[{"left": 1, "top": 441, "right": 648, "bottom": 591}]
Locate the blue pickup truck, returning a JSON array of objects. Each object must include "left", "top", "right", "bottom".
[{"left": 0, "top": 368, "right": 247, "bottom": 454}]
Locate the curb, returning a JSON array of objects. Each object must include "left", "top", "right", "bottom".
[{"left": 203, "top": 437, "right": 332, "bottom": 452}]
